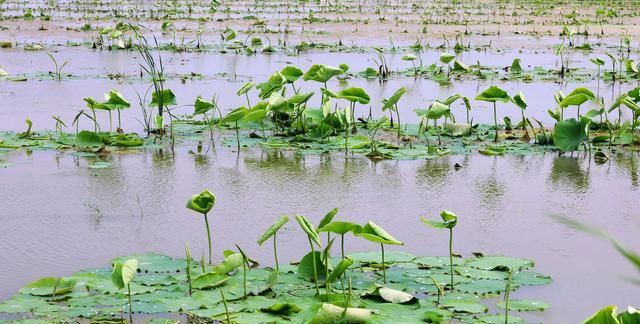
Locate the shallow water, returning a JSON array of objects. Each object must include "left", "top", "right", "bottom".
[{"left": 0, "top": 145, "right": 638, "bottom": 322}]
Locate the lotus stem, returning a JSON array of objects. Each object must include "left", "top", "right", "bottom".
[
  {"left": 493, "top": 102, "right": 498, "bottom": 142},
  {"left": 204, "top": 213, "right": 212, "bottom": 264},
  {"left": 235, "top": 120, "right": 240, "bottom": 154},
  {"left": 273, "top": 232, "right": 279, "bottom": 271},
  {"left": 381, "top": 243, "right": 386, "bottom": 284},
  {"left": 341, "top": 233, "right": 345, "bottom": 260},
  {"left": 308, "top": 236, "right": 320, "bottom": 295},
  {"left": 117, "top": 109, "right": 122, "bottom": 130},
  {"left": 504, "top": 270, "right": 513, "bottom": 324},
  {"left": 127, "top": 284, "right": 133, "bottom": 323},
  {"left": 221, "top": 289, "right": 230, "bottom": 324},
  {"left": 449, "top": 228, "right": 454, "bottom": 291}
]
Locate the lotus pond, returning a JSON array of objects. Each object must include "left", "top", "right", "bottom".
[{"left": 0, "top": 0, "right": 639, "bottom": 323}]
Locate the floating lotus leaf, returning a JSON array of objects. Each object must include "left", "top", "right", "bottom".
[
  {"left": 191, "top": 272, "right": 230, "bottom": 289},
  {"left": 415, "top": 256, "right": 464, "bottom": 268},
  {"left": 74, "top": 131, "right": 104, "bottom": 148},
  {"left": 456, "top": 279, "right": 517, "bottom": 296},
  {"left": 364, "top": 285, "right": 417, "bottom": 304},
  {"left": 478, "top": 314, "right": 523, "bottom": 323},
  {"left": 512, "top": 271, "right": 553, "bottom": 285},
  {"left": 212, "top": 252, "right": 244, "bottom": 275},
  {"left": 466, "top": 256, "right": 534, "bottom": 271},
  {"left": 309, "top": 303, "right": 372, "bottom": 324},
  {"left": 260, "top": 302, "right": 302, "bottom": 316},
  {"left": 496, "top": 299, "right": 550, "bottom": 311},
  {"left": 112, "top": 253, "right": 184, "bottom": 274},
  {"left": 348, "top": 251, "right": 415, "bottom": 264},
  {"left": 20, "top": 277, "right": 77, "bottom": 296},
  {"left": 455, "top": 266, "right": 508, "bottom": 280}
]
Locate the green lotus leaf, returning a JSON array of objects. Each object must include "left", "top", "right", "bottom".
[
  {"left": 478, "top": 314, "right": 524, "bottom": 323},
  {"left": 303, "top": 64, "right": 344, "bottom": 83},
  {"left": 512, "top": 271, "right": 553, "bottom": 285},
  {"left": 102, "top": 90, "right": 130, "bottom": 110},
  {"left": 336, "top": 87, "right": 371, "bottom": 104},
  {"left": 186, "top": 190, "right": 216, "bottom": 214},
  {"left": 114, "top": 133, "right": 144, "bottom": 147},
  {"left": 309, "top": 303, "right": 372, "bottom": 324},
  {"left": 466, "top": 256, "right": 534, "bottom": 271},
  {"left": 194, "top": 96, "right": 214, "bottom": 115},
  {"left": 496, "top": 299, "right": 550, "bottom": 311},
  {"left": 295, "top": 214, "right": 321, "bottom": 247},
  {"left": 21, "top": 277, "right": 77, "bottom": 296},
  {"left": 243, "top": 108, "right": 267, "bottom": 122},
  {"left": 74, "top": 131, "right": 104, "bottom": 148},
  {"left": 150, "top": 89, "right": 177, "bottom": 107},
  {"left": 382, "top": 87, "right": 407, "bottom": 110},
  {"left": 325, "top": 257, "right": 353, "bottom": 283},
  {"left": 553, "top": 118, "right": 589, "bottom": 152},
  {"left": 401, "top": 54, "right": 417, "bottom": 61},
  {"left": 590, "top": 57, "right": 605, "bottom": 66},
  {"left": 355, "top": 221, "right": 403, "bottom": 245},
  {"left": 288, "top": 91, "right": 314, "bottom": 105},
  {"left": 476, "top": 86, "right": 511, "bottom": 103},
  {"left": 512, "top": 91, "right": 527, "bottom": 110},
  {"left": 456, "top": 279, "right": 515, "bottom": 295},
  {"left": 318, "top": 208, "right": 338, "bottom": 229},
  {"left": 453, "top": 60, "right": 470, "bottom": 72},
  {"left": 236, "top": 81, "right": 254, "bottom": 96},
  {"left": 192, "top": 272, "right": 230, "bottom": 289},
  {"left": 261, "top": 302, "right": 302, "bottom": 316},
  {"left": 220, "top": 107, "right": 249, "bottom": 124},
  {"left": 111, "top": 258, "right": 138, "bottom": 289},
  {"left": 582, "top": 306, "right": 620, "bottom": 324},
  {"left": 511, "top": 58, "right": 523, "bottom": 73},
  {"left": 212, "top": 252, "right": 244, "bottom": 275},
  {"left": 439, "top": 53, "right": 455, "bottom": 65},
  {"left": 280, "top": 66, "right": 304, "bottom": 83},
  {"left": 257, "top": 215, "right": 289, "bottom": 245},
  {"left": 318, "top": 221, "right": 362, "bottom": 235},
  {"left": 297, "top": 251, "right": 327, "bottom": 281}
]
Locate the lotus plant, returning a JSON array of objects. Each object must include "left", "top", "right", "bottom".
[
  {"left": 421, "top": 210, "right": 458, "bottom": 290},
  {"left": 475, "top": 86, "right": 512, "bottom": 142},
  {"left": 257, "top": 215, "right": 289, "bottom": 271},
  {"left": 111, "top": 258, "right": 138, "bottom": 323},
  {"left": 186, "top": 190, "right": 216, "bottom": 264},
  {"left": 355, "top": 221, "right": 403, "bottom": 284},
  {"left": 381, "top": 86, "right": 407, "bottom": 137},
  {"left": 296, "top": 214, "right": 322, "bottom": 295}
]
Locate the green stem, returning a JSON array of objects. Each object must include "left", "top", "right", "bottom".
[
  {"left": 381, "top": 243, "right": 386, "bottom": 284},
  {"left": 243, "top": 257, "right": 247, "bottom": 299},
  {"left": 235, "top": 120, "right": 240, "bottom": 153},
  {"left": 308, "top": 237, "right": 320, "bottom": 295},
  {"left": 221, "top": 289, "right": 230, "bottom": 324},
  {"left": 504, "top": 270, "right": 512, "bottom": 324},
  {"left": 117, "top": 109, "right": 122, "bottom": 130},
  {"left": 341, "top": 233, "right": 345, "bottom": 260},
  {"left": 273, "top": 232, "right": 279, "bottom": 271},
  {"left": 204, "top": 213, "right": 212, "bottom": 264},
  {"left": 127, "top": 284, "right": 133, "bottom": 323},
  {"left": 449, "top": 228, "right": 454, "bottom": 291},
  {"left": 493, "top": 102, "right": 498, "bottom": 142}
]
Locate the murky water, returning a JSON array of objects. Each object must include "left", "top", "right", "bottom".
[{"left": 0, "top": 145, "right": 638, "bottom": 322}]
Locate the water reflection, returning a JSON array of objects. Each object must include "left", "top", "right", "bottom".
[{"left": 548, "top": 156, "right": 591, "bottom": 193}]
